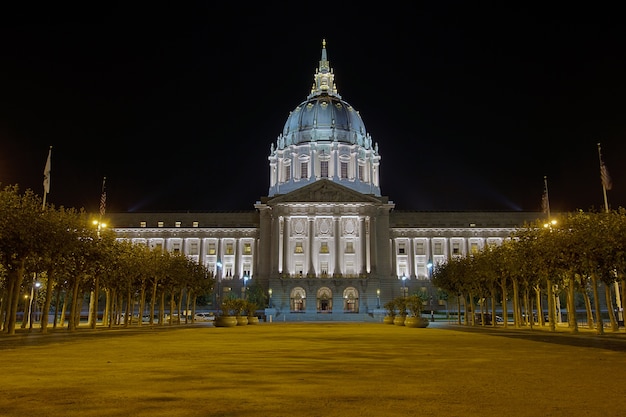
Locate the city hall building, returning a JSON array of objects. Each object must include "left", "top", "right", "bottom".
[{"left": 108, "top": 41, "right": 541, "bottom": 321}]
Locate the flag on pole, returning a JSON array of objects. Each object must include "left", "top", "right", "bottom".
[
  {"left": 600, "top": 160, "right": 612, "bottom": 191},
  {"left": 598, "top": 143, "right": 613, "bottom": 191},
  {"left": 43, "top": 146, "right": 52, "bottom": 194},
  {"left": 541, "top": 175, "right": 550, "bottom": 216},
  {"left": 99, "top": 177, "right": 106, "bottom": 216}
]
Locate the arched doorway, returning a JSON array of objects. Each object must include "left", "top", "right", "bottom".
[
  {"left": 290, "top": 287, "right": 306, "bottom": 312},
  {"left": 343, "top": 287, "right": 359, "bottom": 313},
  {"left": 317, "top": 287, "right": 332, "bottom": 313}
]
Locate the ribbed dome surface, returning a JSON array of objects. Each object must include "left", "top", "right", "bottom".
[{"left": 282, "top": 94, "right": 366, "bottom": 145}]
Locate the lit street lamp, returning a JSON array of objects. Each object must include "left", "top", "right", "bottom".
[
  {"left": 401, "top": 274, "right": 408, "bottom": 298},
  {"left": 215, "top": 259, "right": 222, "bottom": 311},
  {"left": 242, "top": 274, "right": 249, "bottom": 299},
  {"left": 268, "top": 288, "right": 273, "bottom": 308},
  {"left": 92, "top": 220, "right": 106, "bottom": 237},
  {"left": 376, "top": 288, "right": 380, "bottom": 308}
]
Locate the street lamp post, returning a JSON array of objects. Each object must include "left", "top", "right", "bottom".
[
  {"left": 26, "top": 280, "right": 41, "bottom": 329},
  {"left": 268, "top": 288, "right": 273, "bottom": 308},
  {"left": 401, "top": 274, "right": 408, "bottom": 298},
  {"left": 427, "top": 262, "right": 434, "bottom": 321},
  {"left": 242, "top": 274, "right": 249, "bottom": 299},
  {"left": 215, "top": 259, "right": 222, "bottom": 312},
  {"left": 376, "top": 288, "right": 380, "bottom": 309}
]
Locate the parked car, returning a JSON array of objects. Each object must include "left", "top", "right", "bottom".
[
  {"left": 495, "top": 315, "right": 504, "bottom": 323},
  {"left": 194, "top": 312, "right": 215, "bottom": 322}
]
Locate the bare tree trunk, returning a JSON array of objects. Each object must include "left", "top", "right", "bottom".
[
  {"left": 68, "top": 279, "right": 81, "bottom": 331},
  {"left": 512, "top": 279, "right": 520, "bottom": 328},
  {"left": 501, "top": 277, "right": 508, "bottom": 329},
  {"left": 583, "top": 285, "right": 594, "bottom": 329},
  {"left": 567, "top": 276, "right": 578, "bottom": 333},
  {"left": 590, "top": 274, "right": 604, "bottom": 335},
  {"left": 89, "top": 276, "right": 99, "bottom": 329},
  {"left": 535, "top": 286, "right": 544, "bottom": 327},
  {"left": 604, "top": 282, "right": 618, "bottom": 332},
  {"left": 547, "top": 279, "right": 556, "bottom": 332},
  {"left": 6, "top": 262, "right": 26, "bottom": 335},
  {"left": 40, "top": 271, "right": 55, "bottom": 334}
]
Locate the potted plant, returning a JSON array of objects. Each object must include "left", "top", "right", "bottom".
[
  {"left": 233, "top": 298, "right": 248, "bottom": 326},
  {"left": 405, "top": 294, "right": 430, "bottom": 328},
  {"left": 215, "top": 297, "right": 238, "bottom": 327},
  {"left": 383, "top": 300, "right": 396, "bottom": 325},
  {"left": 245, "top": 300, "right": 260, "bottom": 325},
  {"left": 393, "top": 297, "right": 407, "bottom": 326}
]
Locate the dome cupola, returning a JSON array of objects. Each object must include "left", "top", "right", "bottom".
[{"left": 268, "top": 40, "right": 381, "bottom": 197}]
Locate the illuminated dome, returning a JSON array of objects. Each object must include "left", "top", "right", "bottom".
[{"left": 268, "top": 40, "right": 381, "bottom": 197}]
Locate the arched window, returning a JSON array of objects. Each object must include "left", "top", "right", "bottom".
[
  {"left": 343, "top": 287, "right": 359, "bottom": 313},
  {"left": 290, "top": 287, "right": 306, "bottom": 312},
  {"left": 317, "top": 287, "right": 332, "bottom": 313}
]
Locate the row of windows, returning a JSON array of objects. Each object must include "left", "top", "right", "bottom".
[
  {"left": 294, "top": 241, "right": 355, "bottom": 254},
  {"left": 136, "top": 240, "right": 253, "bottom": 256},
  {"left": 283, "top": 160, "right": 367, "bottom": 182},
  {"left": 397, "top": 240, "right": 486, "bottom": 256}
]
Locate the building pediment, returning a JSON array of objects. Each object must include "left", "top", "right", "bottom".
[{"left": 267, "top": 179, "right": 386, "bottom": 204}]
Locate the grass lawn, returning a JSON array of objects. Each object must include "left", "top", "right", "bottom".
[{"left": 1, "top": 321, "right": 624, "bottom": 417}]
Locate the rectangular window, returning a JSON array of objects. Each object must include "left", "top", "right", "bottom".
[
  {"left": 301, "top": 162, "right": 308, "bottom": 179},
  {"left": 190, "top": 242, "right": 199, "bottom": 256},
  {"left": 140, "top": 221, "right": 147, "bottom": 228},
  {"left": 192, "top": 221, "right": 199, "bottom": 228},
  {"left": 346, "top": 262, "right": 354, "bottom": 276},
  {"left": 158, "top": 221, "right": 164, "bottom": 228},
  {"left": 172, "top": 242, "right": 181, "bottom": 253},
  {"left": 345, "top": 241, "right": 354, "bottom": 253},
  {"left": 175, "top": 221, "right": 181, "bottom": 228},
  {"left": 295, "top": 262, "right": 304, "bottom": 277},
  {"left": 434, "top": 241, "right": 443, "bottom": 256},
  {"left": 320, "top": 242, "right": 329, "bottom": 253},
  {"left": 320, "top": 262, "right": 328, "bottom": 275},
  {"left": 398, "top": 242, "right": 406, "bottom": 255},
  {"left": 358, "top": 165, "right": 364, "bottom": 181},
  {"left": 295, "top": 242, "right": 304, "bottom": 253},
  {"left": 340, "top": 162, "right": 348, "bottom": 179},
  {"left": 470, "top": 242, "right": 479, "bottom": 254},
  {"left": 226, "top": 243, "right": 234, "bottom": 255},
  {"left": 285, "top": 165, "right": 291, "bottom": 181},
  {"left": 320, "top": 161, "right": 329, "bottom": 178},
  {"left": 415, "top": 241, "right": 425, "bottom": 255},
  {"left": 452, "top": 242, "right": 460, "bottom": 255},
  {"left": 208, "top": 243, "right": 216, "bottom": 255},
  {"left": 243, "top": 242, "right": 252, "bottom": 255}
]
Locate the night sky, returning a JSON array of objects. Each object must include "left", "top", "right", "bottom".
[{"left": 1, "top": 4, "right": 625, "bottom": 214}]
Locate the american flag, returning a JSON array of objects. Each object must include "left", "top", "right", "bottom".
[
  {"left": 100, "top": 177, "right": 106, "bottom": 216},
  {"left": 600, "top": 161, "right": 612, "bottom": 191},
  {"left": 43, "top": 146, "right": 52, "bottom": 194},
  {"left": 541, "top": 176, "right": 550, "bottom": 215}
]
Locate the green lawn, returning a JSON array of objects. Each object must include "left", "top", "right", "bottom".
[{"left": 1, "top": 322, "right": 624, "bottom": 417}]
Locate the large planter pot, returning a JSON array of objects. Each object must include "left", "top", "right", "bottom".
[
  {"left": 393, "top": 316, "right": 406, "bottom": 326},
  {"left": 215, "top": 316, "right": 238, "bottom": 328},
  {"left": 405, "top": 316, "right": 430, "bottom": 328},
  {"left": 383, "top": 315, "right": 395, "bottom": 325},
  {"left": 247, "top": 316, "right": 260, "bottom": 325},
  {"left": 236, "top": 316, "right": 249, "bottom": 326}
]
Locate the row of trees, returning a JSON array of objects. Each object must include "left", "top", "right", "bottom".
[
  {"left": 432, "top": 208, "right": 626, "bottom": 334},
  {"left": 0, "top": 185, "right": 215, "bottom": 335}
]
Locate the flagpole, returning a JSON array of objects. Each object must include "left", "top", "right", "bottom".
[
  {"left": 597, "top": 142, "right": 622, "bottom": 322},
  {"left": 543, "top": 175, "right": 551, "bottom": 219},
  {"left": 597, "top": 142, "right": 610, "bottom": 213},
  {"left": 42, "top": 146, "right": 52, "bottom": 210}
]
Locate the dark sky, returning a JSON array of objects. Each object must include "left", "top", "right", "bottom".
[{"left": 1, "top": 4, "right": 625, "bottom": 214}]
